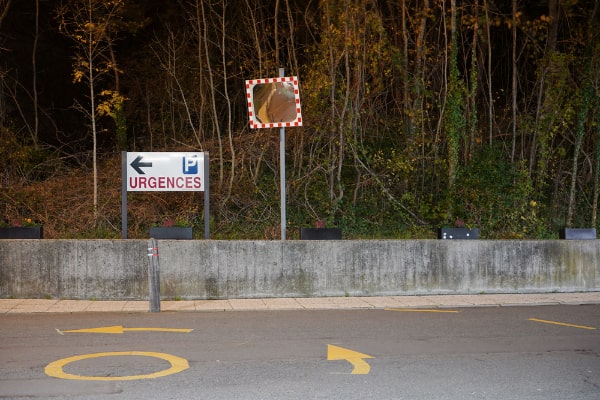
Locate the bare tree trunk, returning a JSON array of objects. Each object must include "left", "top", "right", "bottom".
[
  {"left": 274, "top": 0, "right": 280, "bottom": 69},
  {"left": 324, "top": 1, "right": 337, "bottom": 206},
  {"left": 414, "top": 0, "right": 428, "bottom": 88},
  {"left": 57, "top": 0, "right": 127, "bottom": 224},
  {"left": 444, "top": 0, "right": 466, "bottom": 222},
  {"left": 85, "top": 2, "right": 99, "bottom": 221},
  {"left": 186, "top": 0, "right": 210, "bottom": 148},
  {"left": 415, "top": 0, "right": 429, "bottom": 192},
  {"left": 220, "top": 0, "right": 235, "bottom": 201},
  {"left": 0, "top": 0, "right": 11, "bottom": 28},
  {"left": 31, "top": 0, "right": 39, "bottom": 148},
  {"left": 531, "top": 0, "right": 559, "bottom": 181},
  {"left": 530, "top": 69, "right": 544, "bottom": 176},
  {"left": 484, "top": 0, "right": 493, "bottom": 145},
  {"left": 566, "top": 97, "right": 587, "bottom": 227},
  {"left": 592, "top": 0, "right": 600, "bottom": 227},
  {"left": 144, "top": 82, "right": 153, "bottom": 150},
  {"left": 467, "top": 0, "right": 479, "bottom": 160},
  {"left": 244, "top": 0, "right": 264, "bottom": 77},
  {"left": 436, "top": 0, "right": 448, "bottom": 160},
  {"left": 201, "top": 1, "right": 223, "bottom": 187},
  {"left": 194, "top": 1, "right": 205, "bottom": 148},
  {"left": 567, "top": 0, "right": 598, "bottom": 226},
  {"left": 401, "top": 0, "right": 410, "bottom": 134},
  {"left": 447, "top": 0, "right": 458, "bottom": 189},
  {"left": 284, "top": 0, "right": 299, "bottom": 73},
  {"left": 151, "top": 31, "right": 198, "bottom": 143},
  {"left": 593, "top": 112, "right": 600, "bottom": 227},
  {"left": 510, "top": 0, "right": 517, "bottom": 162},
  {"left": 335, "top": 0, "right": 352, "bottom": 209}
]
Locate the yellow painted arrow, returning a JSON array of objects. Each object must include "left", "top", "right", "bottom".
[
  {"left": 327, "top": 344, "right": 374, "bottom": 375},
  {"left": 56, "top": 326, "right": 193, "bottom": 335}
]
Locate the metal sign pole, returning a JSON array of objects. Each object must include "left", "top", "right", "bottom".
[
  {"left": 279, "top": 68, "right": 286, "bottom": 240},
  {"left": 204, "top": 152, "right": 210, "bottom": 239},
  {"left": 121, "top": 151, "right": 128, "bottom": 239},
  {"left": 280, "top": 126, "right": 286, "bottom": 240},
  {"left": 147, "top": 238, "right": 160, "bottom": 312}
]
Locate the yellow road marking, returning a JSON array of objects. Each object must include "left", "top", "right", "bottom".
[
  {"left": 385, "top": 308, "right": 459, "bottom": 313},
  {"left": 529, "top": 318, "right": 596, "bottom": 330},
  {"left": 57, "top": 326, "right": 193, "bottom": 334},
  {"left": 327, "top": 344, "right": 374, "bottom": 375},
  {"left": 123, "top": 327, "right": 193, "bottom": 333},
  {"left": 45, "top": 351, "right": 189, "bottom": 381}
]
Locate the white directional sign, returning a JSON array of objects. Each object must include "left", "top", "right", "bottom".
[{"left": 126, "top": 152, "right": 205, "bottom": 192}]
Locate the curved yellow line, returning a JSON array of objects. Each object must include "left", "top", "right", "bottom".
[
  {"left": 45, "top": 351, "right": 189, "bottom": 381},
  {"left": 348, "top": 358, "right": 371, "bottom": 375}
]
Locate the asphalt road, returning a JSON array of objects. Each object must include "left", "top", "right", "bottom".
[{"left": 1, "top": 305, "right": 599, "bottom": 400}]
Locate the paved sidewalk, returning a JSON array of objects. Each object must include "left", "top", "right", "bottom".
[{"left": 1, "top": 292, "right": 599, "bottom": 313}]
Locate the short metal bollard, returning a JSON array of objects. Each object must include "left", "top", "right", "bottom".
[{"left": 147, "top": 238, "right": 161, "bottom": 312}]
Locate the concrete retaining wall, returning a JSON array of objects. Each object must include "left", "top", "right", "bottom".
[{"left": 1, "top": 240, "right": 598, "bottom": 300}]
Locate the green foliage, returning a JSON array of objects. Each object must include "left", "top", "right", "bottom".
[
  {"left": 97, "top": 90, "right": 128, "bottom": 150},
  {"left": 534, "top": 51, "right": 578, "bottom": 190},
  {"left": 0, "top": 127, "right": 55, "bottom": 182},
  {"left": 450, "top": 145, "right": 544, "bottom": 238},
  {"left": 444, "top": 10, "right": 467, "bottom": 220}
]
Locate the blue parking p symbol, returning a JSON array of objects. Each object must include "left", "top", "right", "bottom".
[{"left": 183, "top": 156, "right": 198, "bottom": 174}]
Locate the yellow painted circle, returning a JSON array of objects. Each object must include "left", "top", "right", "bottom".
[{"left": 45, "top": 351, "right": 189, "bottom": 381}]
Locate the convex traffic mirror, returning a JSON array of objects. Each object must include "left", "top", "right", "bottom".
[{"left": 245, "top": 76, "right": 302, "bottom": 129}]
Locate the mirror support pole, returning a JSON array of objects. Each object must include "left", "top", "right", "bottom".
[{"left": 279, "top": 68, "right": 286, "bottom": 240}]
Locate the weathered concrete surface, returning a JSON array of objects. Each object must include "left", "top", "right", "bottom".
[
  {"left": 0, "top": 240, "right": 146, "bottom": 300},
  {"left": 0, "top": 240, "right": 598, "bottom": 300}
]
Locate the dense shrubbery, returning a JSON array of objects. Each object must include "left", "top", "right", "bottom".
[
  {"left": 1, "top": 1, "right": 599, "bottom": 238},
  {"left": 0, "top": 142, "right": 570, "bottom": 239}
]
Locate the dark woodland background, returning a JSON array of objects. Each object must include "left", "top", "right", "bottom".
[{"left": 1, "top": 0, "right": 599, "bottom": 239}]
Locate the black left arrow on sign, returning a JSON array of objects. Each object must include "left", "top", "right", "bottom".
[{"left": 130, "top": 155, "right": 153, "bottom": 174}]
